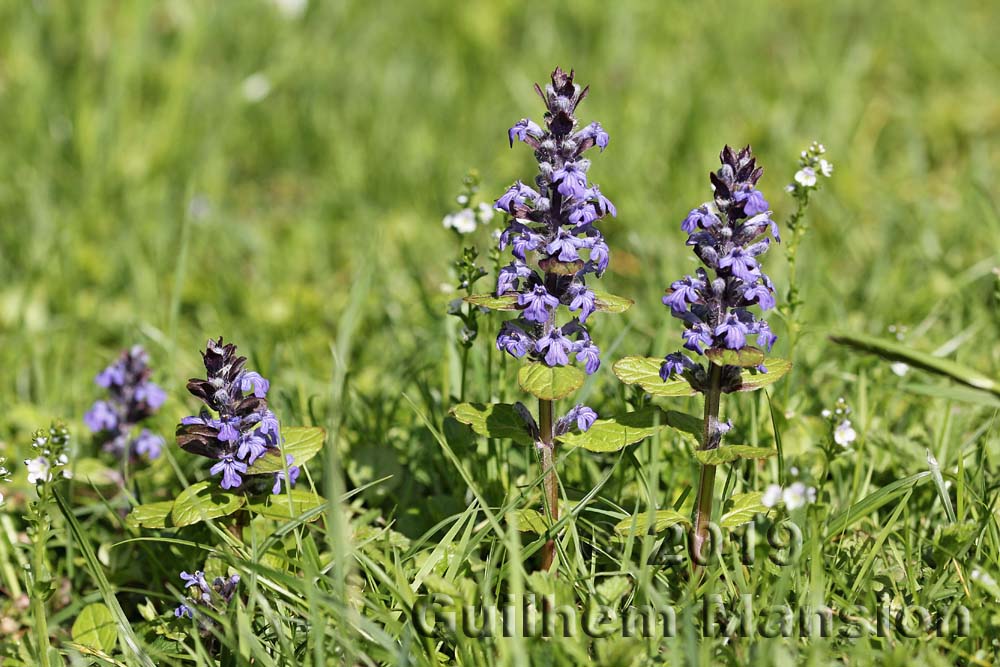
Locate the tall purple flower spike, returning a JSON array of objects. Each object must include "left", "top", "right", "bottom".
[
  {"left": 493, "top": 67, "right": 616, "bottom": 388},
  {"left": 85, "top": 346, "right": 166, "bottom": 461},
  {"left": 659, "top": 146, "right": 779, "bottom": 386},
  {"left": 176, "top": 338, "right": 286, "bottom": 491}
]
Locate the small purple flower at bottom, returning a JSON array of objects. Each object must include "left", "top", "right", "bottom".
[
  {"left": 536, "top": 329, "right": 573, "bottom": 367},
  {"left": 210, "top": 456, "right": 247, "bottom": 490},
  {"left": 660, "top": 353, "right": 693, "bottom": 380},
  {"left": 174, "top": 604, "right": 194, "bottom": 619},
  {"left": 497, "top": 322, "right": 532, "bottom": 358},
  {"left": 682, "top": 323, "right": 714, "bottom": 354},
  {"left": 272, "top": 455, "right": 300, "bottom": 494},
  {"left": 568, "top": 405, "right": 598, "bottom": 431}
]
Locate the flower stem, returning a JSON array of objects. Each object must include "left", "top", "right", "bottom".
[
  {"left": 538, "top": 396, "right": 558, "bottom": 571},
  {"left": 692, "top": 363, "right": 723, "bottom": 573},
  {"left": 31, "top": 490, "right": 52, "bottom": 667}
]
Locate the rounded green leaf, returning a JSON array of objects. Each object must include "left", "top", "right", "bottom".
[
  {"left": 592, "top": 291, "right": 634, "bottom": 314},
  {"left": 694, "top": 445, "right": 776, "bottom": 465},
  {"left": 508, "top": 508, "right": 550, "bottom": 534},
  {"left": 733, "top": 357, "right": 792, "bottom": 392},
  {"left": 247, "top": 426, "right": 326, "bottom": 474},
  {"left": 463, "top": 293, "right": 519, "bottom": 311},
  {"left": 612, "top": 356, "right": 697, "bottom": 397},
  {"left": 518, "top": 362, "right": 585, "bottom": 400},
  {"left": 450, "top": 402, "right": 534, "bottom": 446},
  {"left": 126, "top": 500, "right": 176, "bottom": 529},
  {"left": 246, "top": 489, "right": 326, "bottom": 521},
  {"left": 170, "top": 480, "right": 245, "bottom": 527},
  {"left": 720, "top": 492, "right": 767, "bottom": 528},
  {"left": 560, "top": 407, "right": 673, "bottom": 452},
  {"left": 706, "top": 346, "right": 765, "bottom": 367},
  {"left": 614, "top": 509, "right": 691, "bottom": 536},
  {"left": 71, "top": 602, "right": 118, "bottom": 653}
]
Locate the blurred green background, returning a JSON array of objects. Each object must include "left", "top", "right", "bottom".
[{"left": 1, "top": 0, "right": 998, "bottom": 475}]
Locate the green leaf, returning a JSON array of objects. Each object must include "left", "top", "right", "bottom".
[
  {"left": 733, "top": 357, "right": 792, "bottom": 392},
  {"left": 73, "top": 457, "right": 123, "bottom": 489},
  {"left": 612, "top": 356, "right": 698, "bottom": 397},
  {"left": 614, "top": 509, "right": 690, "bottom": 536},
  {"left": 463, "top": 293, "right": 519, "bottom": 311},
  {"left": 71, "top": 603, "right": 118, "bottom": 654},
  {"left": 508, "top": 508, "right": 550, "bottom": 534},
  {"left": 902, "top": 383, "right": 1000, "bottom": 408},
  {"left": 720, "top": 492, "right": 767, "bottom": 528},
  {"left": 592, "top": 291, "right": 634, "bottom": 314},
  {"left": 518, "top": 362, "right": 585, "bottom": 400},
  {"left": 245, "top": 489, "right": 326, "bottom": 521},
  {"left": 246, "top": 426, "right": 326, "bottom": 474},
  {"left": 663, "top": 410, "right": 704, "bottom": 444},
  {"left": 707, "top": 346, "right": 765, "bottom": 367},
  {"left": 830, "top": 331, "right": 1000, "bottom": 397},
  {"left": 560, "top": 407, "right": 675, "bottom": 452},
  {"left": 694, "top": 445, "right": 776, "bottom": 465},
  {"left": 125, "top": 500, "right": 175, "bottom": 530},
  {"left": 450, "top": 402, "right": 534, "bottom": 446},
  {"left": 170, "top": 481, "right": 245, "bottom": 527}
]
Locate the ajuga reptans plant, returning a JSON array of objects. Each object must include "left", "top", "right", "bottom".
[
  {"left": 454, "top": 68, "right": 637, "bottom": 571},
  {"left": 85, "top": 346, "right": 166, "bottom": 462},
  {"left": 176, "top": 338, "right": 296, "bottom": 492},
  {"left": 614, "top": 146, "right": 792, "bottom": 565}
]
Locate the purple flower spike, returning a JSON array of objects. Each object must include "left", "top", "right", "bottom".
[
  {"left": 86, "top": 346, "right": 165, "bottom": 461},
  {"left": 715, "top": 313, "right": 748, "bottom": 350},
  {"left": 492, "top": 68, "right": 615, "bottom": 376}
]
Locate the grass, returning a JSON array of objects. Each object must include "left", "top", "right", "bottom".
[{"left": 1, "top": 0, "right": 999, "bottom": 664}]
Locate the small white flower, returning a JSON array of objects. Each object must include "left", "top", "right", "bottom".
[
  {"left": 762, "top": 484, "right": 783, "bottom": 508},
  {"left": 442, "top": 208, "right": 478, "bottom": 234},
  {"left": 821, "top": 409, "right": 832, "bottom": 418},
  {"left": 0, "top": 491, "right": 4, "bottom": 504},
  {"left": 794, "top": 167, "right": 817, "bottom": 188},
  {"left": 476, "top": 202, "right": 494, "bottom": 224},
  {"left": 834, "top": 420, "right": 857, "bottom": 446},
  {"left": 890, "top": 362, "right": 910, "bottom": 377},
  {"left": 25, "top": 457, "right": 52, "bottom": 484},
  {"left": 456, "top": 194, "right": 469, "bottom": 206},
  {"left": 784, "top": 183, "right": 795, "bottom": 193},
  {"left": 241, "top": 73, "right": 272, "bottom": 103},
  {"left": 57, "top": 454, "right": 69, "bottom": 466},
  {"left": 819, "top": 159, "right": 833, "bottom": 177},
  {"left": 782, "top": 482, "right": 816, "bottom": 510},
  {"left": 270, "top": 0, "right": 308, "bottom": 19}
]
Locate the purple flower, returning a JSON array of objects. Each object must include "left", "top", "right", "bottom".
[
  {"left": 497, "top": 262, "right": 533, "bottom": 295},
  {"left": 216, "top": 416, "right": 241, "bottom": 443},
  {"left": 518, "top": 285, "right": 559, "bottom": 323},
  {"left": 86, "top": 346, "right": 165, "bottom": 462},
  {"left": 84, "top": 401, "right": 118, "bottom": 432},
  {"left": 575, "top": 121, "right": 609, "bottom": 151},
  {"left": 663, "top": 275, "right": 704, "bottom": 314},
  {"left": 258, "top": 410, "right": 280, "bottom": 439},
  {"left": 133, "top": 430, "right": 164, "bottom": 459},
  {"left": 736, "top": 186, "right": 769, "bottom": 216},
  {"left": 536, "top": 329, "right": 573, "bottom": 367},
  {"left": 589, "top": 185, "right": 616, "bottom": 217},
  {"left": 497, "top": 321, "right": 533, "bottom": 358},
  {"left": 495, "top": 181, "right": 539, "bottom": 214},
  {"left": 589, "top": 239, "right": 610, "bottom": 275},
  {"left": 556, "top": 404, "right": 598, "bottom": 435},
  {"left": 551, "top": 161, "right": 589, "bottom": 199},
  {"left": 660, "top": 353, "right": 692, "bottom": 380},
  {"left": 682, "top": 323, "right": 714, "bottom": 354},
  {"left": 567, "top": 283, "right": 597, "bottom": 322},
  {"left": 573, "top": 339, "right": 601, "bottom": 374},
  {"left": 743, "top": 282, "right": 775, "bottom": 310},
  {"left": 236, "top": 432, "right": 268, "bottom": 464},
  {"left": 568, "top": 202, "right": 599, "bottom": 227},
  {"left": 511, "top": 231, "right": 543, "bottom": 261},
  {"left": 174, "top": 604, "right": 194, "bottom": 619},
  {"left": 240, "top": 371, "right": 270, "bottom": 398},
  {"left": 508, "top": 118, "right": 544, "bottom": 146},
  {"left": 715, "top": 313, "right": 748, "bottom": 350},
  {"left": 546, "top": 228, "right": 583, "bottom": 262},
  {"left": 210, "top": 455, "right": 247, "bottom": 490},
  {"left": 681, "top": 205, "right": 719, "bottom": 233},
  {"left": 175, "top": 567, "right": 240, "bottom": 621},
  {"left": 718, "top": 247, "right": 759, "bottom": 283},
  {"left": 272, "top": 455, "right": 300, "bottom": 494}
]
